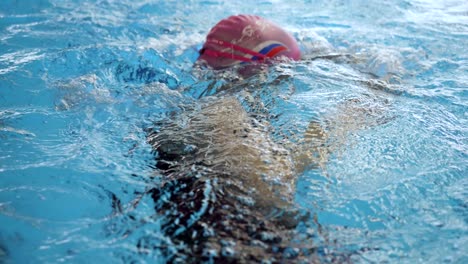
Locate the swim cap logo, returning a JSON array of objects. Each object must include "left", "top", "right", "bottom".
[
  {"left": 242, "top": 25, "right": 254, "bottom": 38},
  {"left": 234, "top": 25, "right": 255, "bottom": 45}
]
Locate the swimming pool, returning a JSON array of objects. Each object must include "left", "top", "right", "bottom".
[{"left": 0, "top": 0, "right": 467, "bottom": 263}]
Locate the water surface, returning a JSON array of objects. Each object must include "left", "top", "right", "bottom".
[{"left": 0, "top": 0, "right": 467, "bottom": 263}]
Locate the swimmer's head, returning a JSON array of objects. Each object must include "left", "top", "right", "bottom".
[{"left": 196, "top": 14, "right": 301, "bottom": 70}]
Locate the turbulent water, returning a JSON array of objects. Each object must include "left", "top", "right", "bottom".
[{"left": 0, "top": 0, "right": 467, "bottom": 263}]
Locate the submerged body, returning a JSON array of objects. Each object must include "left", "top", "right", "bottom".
[
  {"left": 147, "top": 97, "right": 317, "bottom": 263},
  {"left": 149, "top": 98, "right": 312, "bottom": 263},
  {"left": 146, "top": 93, "right": 383, "bottom": 262}
]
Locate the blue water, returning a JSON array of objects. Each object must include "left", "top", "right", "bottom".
[{"left": 0, "top": 0, "right": 467, "bottom": 263}]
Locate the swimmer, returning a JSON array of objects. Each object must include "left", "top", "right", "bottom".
[{"left": 145, "top": 14, "right": 384, "bottom": 263}]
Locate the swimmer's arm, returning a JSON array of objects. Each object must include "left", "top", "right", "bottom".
[
  {"left": 292, "top": 121, "right": 329, "bottom": 172},
  {"left": 292, "top": 97, "right": 392, "bottom": 172}
]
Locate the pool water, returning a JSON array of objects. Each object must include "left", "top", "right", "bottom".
[{"left": 0, "top": 0, "right": 467, "bottom": 263}]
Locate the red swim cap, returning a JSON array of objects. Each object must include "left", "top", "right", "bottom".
[{"left": 197, "top": 14, "right": 301, "bottom": 70}]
